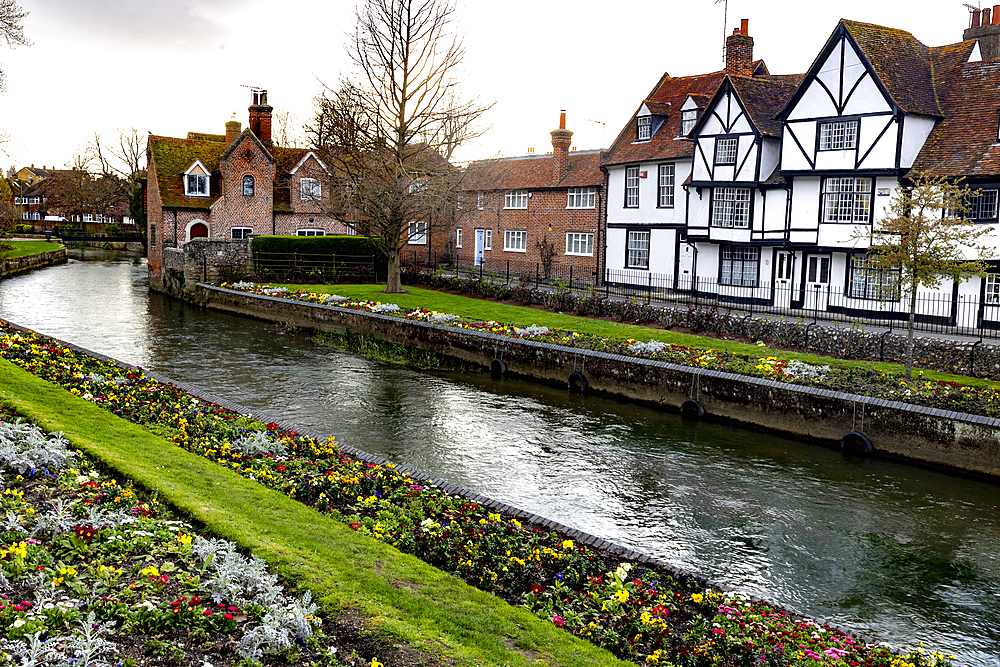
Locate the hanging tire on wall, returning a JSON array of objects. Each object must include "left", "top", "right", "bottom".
[
  {"left": 680, "top": 399, "right": 704, "bottom": 420},
  {"left": 490, "top": 358, "right": 506, "bottom": 379},
  {"left": 840, "top": 431, "right": 873, "bottom": 456},
  {"left": 568, "top": 371, "right": 587, "bottom": 393}
]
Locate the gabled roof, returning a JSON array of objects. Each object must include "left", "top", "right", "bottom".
[
  {"left": 219, "top": 129, "right": 276, "bottom": 164},
  {"left": 911, "top": 47, "right": 1000, "bottom": 177},
  {"left": 602, "top": 71, "right": 727, "bottom": 167},
  {"left": 728, "top": 74, "right": 803, "bottom": 137},
  {"left": 465, "top": 150, "right": 603, "bottom": 191},
  {"left": 148, "top": 135, "right": 227, "bottom": 209}
]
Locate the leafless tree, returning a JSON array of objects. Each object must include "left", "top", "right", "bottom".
[
  {"left": 0, "top": 0, "right": 28, "bottom": 92},
  {"left": 311, "top": 0, "right": 491, "bottom": 293},
  {"left": 109, "top": 128, "right": 146, "bottom": 181}
]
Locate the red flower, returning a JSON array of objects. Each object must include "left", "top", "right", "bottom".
[
  {"left": 350, "top": 523, "right": 361, "bottom": 530},
  {"left": 224, "top": 613, "right": 234, "bottom": 620},
  {"left": 203, "top": 609, "right": 212, "bottom": 616},
  {"left": 530, "top": 584, "right": 545, "bottom": 594}
]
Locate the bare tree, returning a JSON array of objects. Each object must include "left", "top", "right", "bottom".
[
  {"left": 312, "top": 0, "right": 491, "bottom": 293},
  {"left": 0, "top": 0, "right": 28, "bottom": 91},
  {"left": 109, "top": 128, "right": 146, "bottom": 181}
]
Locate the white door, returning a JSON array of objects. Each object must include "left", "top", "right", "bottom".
[
  {"left": 804, "top": 255, "right": 831, "bottom": 311},
  {"left": 678, "top": 244, "right": 695, "bottom": 291},
  {"left": 774, "top": 251, "right": 795, "bottom": 308},
  {"left": 474, "top": 229, "right": 485, "bottom": 266}
]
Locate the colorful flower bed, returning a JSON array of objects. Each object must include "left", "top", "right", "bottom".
[
  {"left": 0, "top": 408, "right": 349, "bottom": 667},
  {"left": 0, "top": 321, "right": 955, "bottom": 666},
  {"left": 221, "top": 283, "right": 1000, "bottom": 418}
]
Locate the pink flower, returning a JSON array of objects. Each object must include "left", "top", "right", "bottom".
[
  {"left": 224, "top": 613, "right": 234, "bottom": 620},
  {"left": 203, "top": 609, "right": 212, "bottom": 616},
  {"left": 553, "top": 615, "right": 564, "bottom": 628}
]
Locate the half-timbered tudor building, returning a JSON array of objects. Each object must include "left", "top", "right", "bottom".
[
  {"left": 604, "top": 13, "right": 1000, "bottom": 330},
  {"left": 145, "top": 91, "right": 349, "bottom": 291}
]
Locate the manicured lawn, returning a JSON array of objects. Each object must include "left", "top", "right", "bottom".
[
  {"left": 278, "top": 283, "right": 1000, "bottom": 390},
  {"left": 0, "top": 358, "right": 631, "bottom": 667},
  {"left": 2, "top": 240, "right": 62, "bottom": 259}
]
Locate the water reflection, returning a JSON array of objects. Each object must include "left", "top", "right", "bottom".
[{"left": 1, "top": 251, "right": 999, "bottom": 666}]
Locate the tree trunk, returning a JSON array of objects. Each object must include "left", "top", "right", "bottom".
[
  {"left": 383, "top": 247, "right": 403, "bottom": 293},
  {"left": 905, "top": 279, "right": 918, "bottom": 381}
]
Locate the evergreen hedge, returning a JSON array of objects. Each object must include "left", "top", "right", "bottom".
[
  {"left": 250, "top": 235, "right": 387, "bottom": 284},
  {"left": 251, "top": 234, "right": 382, "bottom": 257}
]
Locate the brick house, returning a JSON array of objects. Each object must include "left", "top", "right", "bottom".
[
  {"left": 10, "top": 166, "right": 130, "bottom": 231},
  {"left": 451, "top": 113, "right": 603, "bottom": 282},
  {"left": 145, "top": 91, "right": 348, "bottom": 291}
]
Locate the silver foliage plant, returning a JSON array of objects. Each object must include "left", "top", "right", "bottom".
[
  {"left": 191, "top": 536, "right": 320, "bottom": 661},
  {"left": 0, "top": 420, "right": 75, "bottom": 475},
  {"left": 628, "top": 340, "right": 668, "bottom": 356},
  {"left": 230, "top": 430, "right": 288, "bottom": 458},
  {"left": 3, "top": 612, "right": 117, "bottom": 667},
  {"left": 515, "top": 324, "right": 550, "bottom": 337}
]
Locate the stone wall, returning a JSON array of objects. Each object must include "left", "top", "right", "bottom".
[
  {"left": 194, "top": 283, "right": 1000, "bottom": 481},
  {"left": 181, "top": 239, "right": 251, "bottom": 288},
  {"left": 0, "top": 248, "right": 67, "bottom": 279}
]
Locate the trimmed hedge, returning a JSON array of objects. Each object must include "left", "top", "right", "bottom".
[
  {"left": 250, "top": 235, "right": 388, "bottom": 284},
  {"left": 252, "top": 234, "right": 383, "bottom": 257}
]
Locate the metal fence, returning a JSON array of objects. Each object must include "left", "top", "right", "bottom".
[{"left": 247, "top": 252, "right": 384, "bottom": 285}]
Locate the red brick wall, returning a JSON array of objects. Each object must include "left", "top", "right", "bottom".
[
  {"left": 145, "top": 150, "right": 164, "bottom": 288},
  {"left": 217, "top": 134, "right": 275, "bottom": 238},
  {"left": 448, "top": 187, "right": 602, "bottom": 280}
]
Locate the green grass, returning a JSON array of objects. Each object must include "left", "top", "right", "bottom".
[
  {"left": 0, "top": 358, "right": 632, "bottom": 667},
  {"left": 2, "top": 240, "right": 62, "bottom": 259},
  {"left": 277, "top": 282, "right": 1000, "bottom": 390}
]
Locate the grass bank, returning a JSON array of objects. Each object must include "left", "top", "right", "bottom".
[
  {"left": 2, "top": 240, "right": 62, "bottom": 259},
  {"left": 276, "top": 283, "right": 999, "bottom": 390},
  {"left": 0, "top": 357, "right": 630, "bottom": 667}
]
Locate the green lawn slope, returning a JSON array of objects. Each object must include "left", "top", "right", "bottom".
[{"left": 0, "top": 358, "right": 632, "bottom": 667}]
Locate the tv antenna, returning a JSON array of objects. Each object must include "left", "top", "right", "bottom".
[
  {"left": 716, "top": 0, "right": 729, "bottom": 63},
  {"left": 588, "top": 118, "right": 606, "bottom": 144}
]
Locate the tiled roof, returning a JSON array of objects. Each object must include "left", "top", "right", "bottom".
[
  {"left": 601, "top": 71, "right": 727, "bottom": 167},
  {"left": 912, "top": 49, "right": 1000, "bottom": 177},
  {"left": 148, "top": 135, "right": 226, "bottom": 209},
  {"left": 465, "top": 150, "right": 603, "bottom": 191},
  {"left": 729, "top": 74, "right": 803, "bottom": 137},
  {"left": 841, "top": 20, "right": 942, "bottom": 117}
]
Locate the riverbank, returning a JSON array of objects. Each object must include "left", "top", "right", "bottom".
[
  {"left": 198, "top": 282, "right": 1000, "bottom": 481},
  {"left": 0, "top": 241, "right": 66, "bottom": 279},
  {"left": 0, "top": 320, "right": 958, "bottom": 666}
]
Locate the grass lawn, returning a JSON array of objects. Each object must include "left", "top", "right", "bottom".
[
  {"left": 276, "top": 282, "right": 1000, "bottom": 390},
  {"left": 0, "top": 358, "right": 632, "bottom": 667},
  {"left": 2, "top": 240, "right": 62, "bottom": 259}
]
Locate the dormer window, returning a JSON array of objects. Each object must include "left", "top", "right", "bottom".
[
  {"left": 242, "top": 175, "right": 254, "bottom": 197},
  {"left": 637, "top": 116, "right": 652, "bottom": 141},
  {"left": 184, "top": 160, "right": 211, "bottom": 198},
  {"left": 681, "top": 109, "right": 698, "bottom": 136},
  {"left": 186, "top": 174, "right": 208, "bottom": 197},
  {"left": 819, "top": 120, "right": 858, "bottom": 151}
]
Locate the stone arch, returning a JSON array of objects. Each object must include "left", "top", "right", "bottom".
[{"left": 186, "top": 219, "right": 209, "bottom": 242}]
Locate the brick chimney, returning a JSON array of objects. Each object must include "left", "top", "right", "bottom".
[
  {"left": 550, "top": 110, "right": 572, "bottom": 185},
  {"left": 225, "top": 115, "right": 242, "bottom": 144},
  {"left": 965, "top": 6, "right": 1000, "bottom": 59},
  {"left": 726, "top": 19, "right": 754, "bottom": 76},
  {"left": 248, "top": 90, "right": 273, "bottom": 146}
]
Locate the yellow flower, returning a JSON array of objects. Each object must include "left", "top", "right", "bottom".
[
  {"left": 562, "top": 539, "right": 574, "bottom": 550},
  {"left": 616, "top": 589, "right": 629, "bottom": 602},
  {"left": 691, "top": 593, "right": 704, "bottom": 604}
]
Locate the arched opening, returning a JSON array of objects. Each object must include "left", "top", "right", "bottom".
[{"left": 189, "top": 222, "right": 208, "bottom": 238}]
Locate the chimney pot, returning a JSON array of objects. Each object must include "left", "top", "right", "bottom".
[
  {"left": 560, "top": 110, "right": 566, "bottom": 130},
  {"left": 248, "top": 90, "right": 273, "bottom": 146},
  {"left": 741, "top": 18, "right": 748, "bottom": 35},
  {"left": 973, "top": 8, "right": 982, "bottom": 27},
  {"left": 726, "top": 20, "right": 754, "bottom": 76},
  {"left": 985, "top": 7, "right": 993, "bottom": 25},
  {"left": 550, "top": 112, "right": 573, "bottom": 185}
]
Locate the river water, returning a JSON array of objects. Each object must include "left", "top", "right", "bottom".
[{"left": 2, "top": 250, "right": 999, "bottom": 666}]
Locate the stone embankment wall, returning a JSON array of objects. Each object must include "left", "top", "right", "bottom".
[
  {"left": 160, "top": 239, "right": 251, "bottom": 296},
  {"left": 0, "top": 247, "right": 67, "bottom": 279},
  {"left": 194, "top": 283, "right": 1000, "bottom": 481}
]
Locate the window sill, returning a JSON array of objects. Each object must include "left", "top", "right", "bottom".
[
  {"left": 503, "top": 207, "right": 528, "bottom": 211},
  {"left": 564, "top": 252, "right": 594, "bottom": 257},
  {"left": 502, "top": 248, "right": 527, "bottom": 253},
  {"left": 566, "top": 206, "right": 597, "bottom": 210}
]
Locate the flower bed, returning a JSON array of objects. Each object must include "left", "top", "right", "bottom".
[
  {"left": 0, "top": 408, "right": 348, "bottom": 667},
  {"left": 220, "top": 284, "right": 1000, "bottom": 418},
  {"left": 0, "top": 320, "right": 954, "bottom": 666}
]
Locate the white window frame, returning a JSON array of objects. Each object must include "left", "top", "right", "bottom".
[
  {"left": 300, "top": 177, "right": 321, "bottom": 201},
  {"left": 719, "top": 246, "right": 759, "bottom": 287},
  {"left": 455, "top": 228, "right": 463, "bottom": 248},
  {"left": 503, "top": 229, "right": 527, "bottom": 252},
  {"left": 565, "top": 232, "right": 594, "bottom": 256},
  {"left": 185, "top": 173, "right": 209, "bottom": 197},
  {"left": 504, "top": 190, "right": 528, "bottom": 209},
  {"left": 296, "top": 229, "right": 325, "bottom": 237},
  {"left": 625, "top": 166, "right": 640, "bottom": 208},
  {"left": 966, "top": 189, "right": 999, "bottom": 222},
  {"left": 626, "top": 230, "right": 650, "bottom": 269},
  {"left": 637, "top": 115, "right": 652, "bottom": 141},
  {"left": 242, "top": 175, "right": 254, "bottom": 197},
  {"left": 484, "top": 228, "right": 492, "bottom": 250},
  {"left": 819, "top": 120, "right": 859, "bottom": 151},
  {"left": 658, "top": 163, "right": 675, "bottom": 208},
  {"left": 477, "top": 192, "right": 484, "bottom": 210},
  {"left": 681, "top": 110, "right": 698, "bottom": 136},
  {"left": 986, "top": 274, "right": 1000, "bottom": 305},
  {"left": 82, "top": 214, "right": 94, "bottom": 222},
  {"left": 711, "top": 187, "right": 752, "bottom": 228},
  {"left": 848, "top": 254, "right": 899, "bottom": 300},
  {"left": 821, "top": 177, "right": 872, "bottom": 223},
  {"left": 408, "top": 220, "right": 427, "bottom": 245},
  {"left": 715, "top": 137, "right": 738, "bottom": 165},
  {"left": 567, "top": 187, "right": 596, "bottom": 209},
  {"left": 231, "top": 227, "right": 253, "bottom": 240}
]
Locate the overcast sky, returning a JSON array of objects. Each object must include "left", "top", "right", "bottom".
[{"left": 0, "top": 0, "right": 981, "bottom": 173}]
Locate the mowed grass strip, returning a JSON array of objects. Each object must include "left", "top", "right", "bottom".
[
  {"left": 0, "top": 359, "right": 631, "bottom": 667},
  {"left": 278, "top": 283, "right": 1000, "bottom": 390},
  {"left": 3, "top": 240, "right": 62, "bottom": 259}
]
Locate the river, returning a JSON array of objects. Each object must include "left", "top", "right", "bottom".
[{"left": 1, "top": 250, "right": 999, "bottom": 666}]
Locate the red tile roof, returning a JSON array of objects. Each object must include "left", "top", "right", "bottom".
[
  {"left": 728, "top": 74, "right": 804, "bottom": 137},
  {"left": 601, "top": 71, "right": 727, "bottom": 167},
  {"left": 465, "top": 150, "right": 603, "bottom": 191}
]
